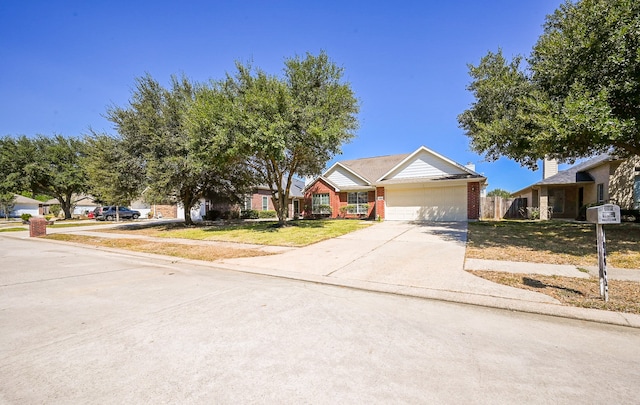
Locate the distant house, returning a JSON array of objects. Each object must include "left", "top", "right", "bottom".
[
  {"left": 0, "top": 195, "right": 43, "bottom": 218},
  {"left": 513, "top": 154, "right": 640, "bottom": 220},
  {"left": 44, "top": 194, "right": 100, "bottom": 216},
  {"left": 303, "top": 146, "right": 486, "bottom": 221}
]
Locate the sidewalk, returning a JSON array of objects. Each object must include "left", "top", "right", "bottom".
[{"left": 8, "top": 220, "right": 640, "bottom": 329}]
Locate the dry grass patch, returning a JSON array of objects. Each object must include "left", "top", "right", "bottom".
[
  {"left": 469, "top": 270, "right": 640, "bottom": 314},
  {"left": 45, "top": 234, "right": 272, "bottom": 261},
  {"left": 467, "top": 221, "right": 640, "bottom": 268}
]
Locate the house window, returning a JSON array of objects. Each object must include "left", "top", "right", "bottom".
[
  {"left": 597, "top": 183, "right": 605, "bottom": 202},
  {"left": 244, "top": 196, "right": 252, "bottom": 210},
  {"left": 262, "top": 196, "right": 269, "bottom": 211},
  {"left": 347, "top": 192, "right": 369, "bottom": 214},
  {"left": 633, "top": 175, "right": 640, "bottom": 209},
  {"left": 548, "top": 189, "right": 565, "bottom": 214},
  {"left": 312, "top": 193, "right": 330, "bottom": 214}
]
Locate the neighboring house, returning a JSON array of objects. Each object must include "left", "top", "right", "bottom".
[
  {"left": 44, "top": 194, "right": 100, "bottom": 216},
  {"left": 0, "top": 195, "right": 42, "bottom": 218},
  {"left": 184, "top": 178, "right": 306, "bottom": 221},
  {"left": 241, "top": 178, "right": 305, "bottom": 217},
  {"left": 304, "top": 146, "right": 486, "bottom": 221},
  {"left": 513, "top": 154, "right": 640, "bottom": 220}
]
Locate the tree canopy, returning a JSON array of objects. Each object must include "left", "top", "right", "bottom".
[
  {"left": 107, "top": 74, "right": 255, "bottom": 225},
  {"left": 458, "top": 0, "right": 640, "bottom": 168},
  {"left": 0, "top": 135, "right": 87, "bottom": 219},
  {"left": 189, "top": 51, "right": 359, "bottom": 224}
]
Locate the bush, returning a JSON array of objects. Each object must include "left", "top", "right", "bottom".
[
  {"left": 20, "top": 213, "right": 32, "bottom": 222},
  {"left": 241, "top": 209, "right": 259, "bottom": 219},
  {"left": 49, "top": 204, "right": 61, "bottom": 217},
  {"left": 258, "top": 210, "right": 277, "bottom": 219}
]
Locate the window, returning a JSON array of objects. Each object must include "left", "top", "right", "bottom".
[
  {"left": 312, "top": 193, "right": 330, "bottom": 214},
  {"left": 548, "top": 189, "right": 565, "bottom": 214},
  {"left": 244, "top": 196, "right": 252, "bottom": 210},
  {"left": 597, "top": 183, "right": 605, "bottom": 202},
  {"left": 347, "top": 192, "right": 369, "bottom": 214},
  {"left": 262, "top": 196, "right": 269, "bottom": 211}
]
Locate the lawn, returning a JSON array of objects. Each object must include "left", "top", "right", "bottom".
[
  {"left": 98, "top": 219, "right": 373, "bottom": 247},
  {"left": 0, "top": 227, "right": 27, "bottom": 232},
  {"left": 469, "top": 270, "right": 640, "bottom": 315},
  {"left": 466, "top": 220, "right": 640, "bottom": 269}
]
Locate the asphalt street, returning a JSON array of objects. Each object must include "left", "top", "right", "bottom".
[{"left": 1, "top": 235, "right": 639, "bottom": 404}]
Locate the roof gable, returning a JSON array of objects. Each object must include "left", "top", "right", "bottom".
[
  {"left": 378, "top": 146, "right": 471, "bottom": 181},
  {"left": 325, "top": 163, "right": 371, "bottom": 187}
]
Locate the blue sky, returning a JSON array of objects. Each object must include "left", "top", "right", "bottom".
[{"left": 0, "top": 0, "right": 564, "bottom": 192}]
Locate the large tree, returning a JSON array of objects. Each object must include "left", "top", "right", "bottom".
[
  {"left": 458, "top": 0, "right": 640, "bottom": 168},
  {"left": 107, "top": 74, "right": 254, "bottom": 225},
  {"left": 0, "top": 135, "right": 87, "bottom": 219},
  {"left": 190, "top": 52, "right": 359, "bottom": 224}
]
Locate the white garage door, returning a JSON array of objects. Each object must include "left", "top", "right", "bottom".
[{"left": 385, "top": 185, "right": 467, "bottom": 221}]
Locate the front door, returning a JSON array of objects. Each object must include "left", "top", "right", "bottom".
[{"left": 293, "top": 200, "right": 299, "bottom": 217}]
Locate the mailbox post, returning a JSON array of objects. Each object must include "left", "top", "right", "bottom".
[{"left": 586, "top": 204, "right": 620, "bottom": 301}]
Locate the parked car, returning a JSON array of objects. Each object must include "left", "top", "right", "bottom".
[{"left": 94, "top": 206, "right": 141, "bottom": 221}]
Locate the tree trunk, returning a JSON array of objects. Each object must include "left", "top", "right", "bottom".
[{"left": 182, "top": 194, "right": 194, "bottom": 226}]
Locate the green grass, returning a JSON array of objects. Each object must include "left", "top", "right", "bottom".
[
  {"left": 48, "top": 221, "right": 113, "bottom": 228},
  {"left": 467, "top": 220, "right": 640, "bottom": 268},
  {"left": 100, "top": 219, "right": 373, "bottom": 246},
  {"left": 0, "top": 227, "right": 27, "bottom": 232}
]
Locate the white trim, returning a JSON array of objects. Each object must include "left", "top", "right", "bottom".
[
  {"left": 376, "top": 146, "right": 479, "bottom": 183},
  {"left": 324, "top": 162, "right": 371, "bottom": 186}
]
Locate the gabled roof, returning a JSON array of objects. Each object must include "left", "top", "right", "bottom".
[
  {"left": 257, "top": 177, "right": 306, "bottom": 198},
  {"left": 339, "top": 153, "right": 411, "bottom": 184},
  {"left": 305, "top": 146, "right": 485, "bottom": 191},
  {"left": 376, "top": 145, "right": 482, "bottom": 182},
  {"left": 536, "top": 153, "right": 615, "bottom": 186},
  {"left": 13, "top": 195, "right": 42, "bottom": 204},
  {"left": 513, "top": 153, "right": 619, "bottom": 195}
]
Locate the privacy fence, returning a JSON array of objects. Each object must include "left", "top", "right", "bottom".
[{"left": 480, "top": 197, "right": 527, "bottom": 220}]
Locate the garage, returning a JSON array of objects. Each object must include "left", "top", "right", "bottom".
[{"left": 385, "top": 185, "right": 467, "bottom": 221}]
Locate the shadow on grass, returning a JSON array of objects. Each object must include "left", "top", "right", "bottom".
[
  {"left": 523, "top": 277, "right": 584, "bottom": 296},
  {"left": 468, "top": 220, "right": 640, "bottom": 258}
]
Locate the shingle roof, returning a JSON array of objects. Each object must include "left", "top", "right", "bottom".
[
  {"left": 535, "top": 153, "right": 614, "bottom": 186},
  {"left": 13, "top": 195, "right": 42, "bottom": 204},
  {"left": 339, "top": 153, "right": 411, "bottom": 183}
]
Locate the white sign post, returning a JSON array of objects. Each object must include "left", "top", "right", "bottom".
[{"left": 586, "top": 204, "right": 620, "bottom": 302}]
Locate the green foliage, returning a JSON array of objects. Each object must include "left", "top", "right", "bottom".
[
  {"left": 257, "top": 210, "right": 277, "bottom": 219},
  {"left": 0, "top": 192, "right": 16, "bottom": 220},
  {"left": 107, "top": 74, "right": 255, "bottom": 225},
  {"left": 20, "top": 213, "right": 32, "bottom": 222},
  {"left": 49, "top": 204, "right": 61, "bottom": 217},
  {"left": 241, "top": 209, "right": 259, "bottom": 219},
  {"left": 459, "top": 0, "right": 640, "bottom": 168},
  {"left": 486, "top": 188, "right": 512, "bottom": 198},
  {"left": 0, "top": 135, "right": 87, "bottom": 219},
  {"left": 189, "top": 51, "right": 359, "bottom": 224}
]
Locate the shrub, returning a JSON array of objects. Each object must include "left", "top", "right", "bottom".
[
  {"left": 20, "top": 213, "right": 32, "bottom": 222},
  {"left": 241, "top": 209, "right": 259, "bottom": 219},
  {"left": 49, "top": 204, "right": 61, "bottom": 217},
  {"left": 258, "top": 210, "right": 277, "bottom": 219}
]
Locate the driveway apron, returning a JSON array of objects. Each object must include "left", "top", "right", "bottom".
[{"left": 219, "top": 221, "right": 558, "bottom": 303}]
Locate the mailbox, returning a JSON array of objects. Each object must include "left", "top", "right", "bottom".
[{"left": 586, "top": 204, "right": 620, "bottom": 225}]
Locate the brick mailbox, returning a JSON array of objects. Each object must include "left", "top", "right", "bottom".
[{"left": 29, "top": 218, "right": 48, "bottom": 237}]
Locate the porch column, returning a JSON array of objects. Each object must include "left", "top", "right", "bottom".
[{"left": 539, "top": 186, "right": 549, "bottom": 220}]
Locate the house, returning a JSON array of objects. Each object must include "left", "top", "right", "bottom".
[
  {"left": 303, "top": 146, "right": 486, "bottom": 221},
  {"left": 242, "top": 178, "right": 305, "bottom": 217},
  {"left": 0, "top": 195, "right": 43, "bottom": 218},
  {"left": 185, "top": 178, "right": 306, "bottom": 221},
  {"left": 44, "top": 194, "right": 100, "bottom": 217},
  {"left": 513, "top": 154, "right": 640, "bottom": 220}
]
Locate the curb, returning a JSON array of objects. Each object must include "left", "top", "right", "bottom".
[{"left": 17, "top": 234, "right": 640, "bottom": 330}]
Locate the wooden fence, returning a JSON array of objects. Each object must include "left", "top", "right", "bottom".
[{"left": 480, "top": 197, "right": 527, "bottom": 220}]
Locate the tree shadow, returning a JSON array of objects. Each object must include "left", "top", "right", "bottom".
[
  {"left": 523, "top": 277, "right": 584, "bottom": 295},
  {"left": 409, "top": 221, "right": 468, "bottom": 243}
]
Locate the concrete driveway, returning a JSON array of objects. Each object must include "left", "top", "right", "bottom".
[{"left": 219, "top": 221, "right": 558, "bottom": 303}]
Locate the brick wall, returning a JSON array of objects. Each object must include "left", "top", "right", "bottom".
[
  {"left": 304, "top": 179, "right": 339, "bottom": 218},
  {"left": 467, "top": 182, "right": 480, "bottom": 220},
  {"left": 376, "top": 187, "right": 385, "bottom": 219}
]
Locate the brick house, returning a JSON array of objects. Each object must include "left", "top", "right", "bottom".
[{"left": 304, "top": 146, "right": 486, "bottom": 221}]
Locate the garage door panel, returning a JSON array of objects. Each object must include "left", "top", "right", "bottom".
[{"left": 385, "top": 186, "right": 466, "bottom": 221}]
